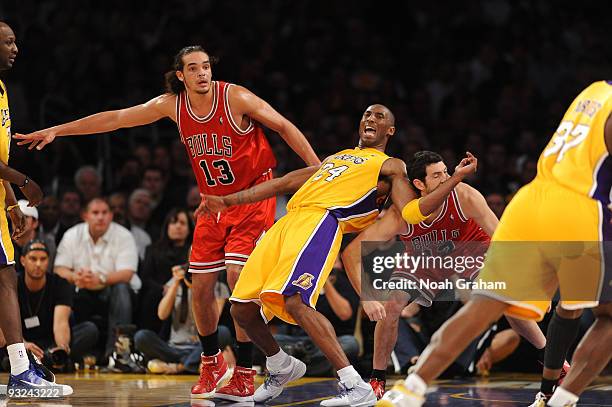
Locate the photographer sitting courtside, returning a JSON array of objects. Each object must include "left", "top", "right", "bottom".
[{"left": 1, "top": 240, "right": 98, "bottom": 371}]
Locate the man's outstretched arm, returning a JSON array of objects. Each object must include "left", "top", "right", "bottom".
[
  {"left": 382, "top": 153, "right": 478, "bottom": 224},
  {"left": 13, "top": 94, "right": 175, "bottom": 150},
  {"left": 198, "top": 165, "right": 320, "bottom": 217}
]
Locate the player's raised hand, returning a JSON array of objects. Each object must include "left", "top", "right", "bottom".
[
  {"left": 454, "top": 151, "right": 478, "bottom": 179},
  {"left": 362, "top": 300, "right": 386, "bottom": 321},
  {"left": 13, "top": 129, "right": 58, "bottom": 150}
]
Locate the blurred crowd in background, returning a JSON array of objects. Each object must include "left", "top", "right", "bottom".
[{"left": 0, "top": 0, "right": 608, "bottom": 375}]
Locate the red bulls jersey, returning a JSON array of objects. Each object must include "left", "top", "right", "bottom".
[
  {"left": 400, "top": 189, "right": 490, "bottom": 253},
  {"left": 176, "top": 81, "right": 277, "bottom": 195}
]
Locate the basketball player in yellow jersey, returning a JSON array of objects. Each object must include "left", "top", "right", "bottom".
[
  {"left": 200, "top": 104, "right": 478, "bottom": 406},
  {"left": 0, "top": 22, "right": 72, "bottom": 397},
  {"left": 378, "top": 82, "right": 612, "bottom": 407}
]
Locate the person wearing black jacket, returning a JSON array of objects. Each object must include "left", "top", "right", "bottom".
[{"left": 137, "top": 208, "right": 193, "bottom": 332}]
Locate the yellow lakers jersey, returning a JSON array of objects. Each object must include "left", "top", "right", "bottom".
[
  {"left": 537, "top": 81, "right": 612, "bottom": 202},
  {"left": 0, "top": 80, "right": 10, "bottom": 207},
  {"left": 287, "top": 147, "right": 390, "bottom": 233},
  {"left": 0, "top": 80, "right": 10, "bottom": 165}
]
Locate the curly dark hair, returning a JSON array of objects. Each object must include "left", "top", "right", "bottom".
[
  {"left": 406, "top": 151, "right": 444, "bottom": 183},
  {"left": 164, "top": 45, "right": 218, "bottom": 94}
]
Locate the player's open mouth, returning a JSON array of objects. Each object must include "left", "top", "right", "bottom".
[{"left": 364, "top": 125, "right": 376, "bottom": 136}]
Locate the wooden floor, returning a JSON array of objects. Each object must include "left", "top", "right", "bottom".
[{"left": 0, "top": 372, "right": 610, "bottom": 406}]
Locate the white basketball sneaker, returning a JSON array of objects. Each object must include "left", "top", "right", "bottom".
[
  {"left": 253, "top": 355, "right": 306, "bottom": 403},
  {"left": 320, "top": 379, "right": 377, "bottom": 406}
]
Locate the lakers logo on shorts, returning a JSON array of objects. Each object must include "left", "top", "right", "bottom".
[{"left": 292, "top": 273, "right": 315, "bottom": 290}]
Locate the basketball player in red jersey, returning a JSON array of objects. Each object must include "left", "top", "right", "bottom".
[
  {"left": 342, "top": 151, "right": 547, "bottom": 399},
  {"left": 15, "top": 46, "right": 321, "bottom": 401}
]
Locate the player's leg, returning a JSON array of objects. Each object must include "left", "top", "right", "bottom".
[
  {"left": 190, "top": 270, "right": 231, "bottom": 398},
  {"left": 188, "top": 214, "right": 231, "bottom": 398},
  {"left": 0, "top": 264, "right": 28, "bottom": 374},
  {"left": 215, "top": 263, "right": 259, "bottom": 401},
  {"left": 413, "top": 296, "right": 507, "bottom": 381},
  {"left": 230, "top": 301, "right": 278, "bottom": 355},
  {"left": 285, "top": 293, "right": 376, "bottom": 406},
  {"left": 547, "top": 302, "right": 612, "bottom": 407},
  {"left": 528, "top": 305, "right": 582, "bottom": 406},
  {"left": 1, "top": 263, "right": 73, "bottom": 397},
  {"left": 373, "top": 292, "right": 412, "bottom": 371},
  {"left": 217, "top": 198, "right": 276, "bottom": 401},
  {"left": 214, "top": 265, "right": 260, "bottom": 402},
  {"left": 377, "top": 296, "right": 507, "bottom": 407},
  {"left": 285, "top": 293, "right": 351, "bottom": 370},
  {"left": 226, "top": 263, "right": 253, "bottom": 364},
  {"left": 230, "top": 300, "right": 306, "bottom": 403},
  {"left": 192, "top": 271, "right": 222, "bottom": 353},
  {"left": 370, "top": 290, "right": 413, "bottom": 399}
]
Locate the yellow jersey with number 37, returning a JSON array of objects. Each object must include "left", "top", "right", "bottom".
[
  {"left": 536, "top": 80, "right": 612, "bottom": 202},
  {"left": 286, "top": 147, "right": 390, "bottom": 233}
]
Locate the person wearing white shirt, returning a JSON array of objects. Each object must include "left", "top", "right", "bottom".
[{"left": 54, "top": 198, "right": 139, "bottom": 356}]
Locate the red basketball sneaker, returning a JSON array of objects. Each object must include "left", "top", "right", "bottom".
[
  {"left": 369, "top": 377, "right": 386, "bottom": 400},
  {"left": 558, "top": 360, "right": 571, "bottom": 386},
  {"left": 215, "top": 366, "right": 256, "bottom": 402},
  {"left": 191, "top": 351, "right": 231, "bottom": 399}
]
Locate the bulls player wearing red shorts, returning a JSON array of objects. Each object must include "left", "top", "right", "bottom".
[
  {"left": 15, "top": 46, "right": 320, "bottom": 401},
  {"left": 343, "top": 151, "right": 546, "bottom": 399}
]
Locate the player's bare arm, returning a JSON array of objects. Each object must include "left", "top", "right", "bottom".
[
  {"left": 14, "top": 93, "right": 177, "bottom": 150},
  {"left": 198, "top": 165, "right": 320, "bottom": 216},
  {"left": 342, "top": 205, "right": 406, "bottom": 321},
  {"left": 342, "top": 205, "right": 406, "bottom": 296},
  {"left": 455, "top": 182, "right": 499, "bottom": 236},
  {"left": 397, "top": 152, "right": 478, "bottom": 224},
  {"left": 0, "top": 161, "right": 42, "bottom": 207},
  {"left": 230, "top": 85, "right": 321, "bottom": 166}
]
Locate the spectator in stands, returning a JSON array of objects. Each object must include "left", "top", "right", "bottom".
[
  {"left": 134, "top": 145, "right": 152, "bottom": 169},
  {"left": 37, "top": 195, "right": 60, "bottom": 247},
  {"left": 134, "top": 264, "right": 232, "bottom": 374},
  {"left": 185, "top": 185, "right": 200, "bottom": 217},
  {"left": 2, "top": 240, "right": 98, "bottom": 370},
  {"left": 141, "top": 166, "right": 175, "bottom": 239},
  {"left": 54, "top": 198, "right": 139, "bottom": 358},
  {"left": 55, "top": 188, "right": 83, "bottom": 245},
  {"left": 114, "top": 156, "right": 143, "bottom": 194},
  {"left": 12, "top": 200, "right": 56, "bottom": 273},
  {"left": 109, "top": 192, "right": 151, "bottom": 260},
  {"left": 74, "top": 165, "right": 102, "bottom": 203},
  {"left": 138, "top": 208, "right": 193, "bottom": 332},
  {"left": 127, "top": 188, "right": 153, "bottom": 238}
]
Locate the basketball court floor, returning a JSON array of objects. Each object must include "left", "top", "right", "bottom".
[{"left": 0, "top": 372, "right": 610, "bottom": 406}]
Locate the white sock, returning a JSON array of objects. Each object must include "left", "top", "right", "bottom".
[
  {"left": 266, "top": 349, "right": 290, "bottom": 372},
  {"left": 404, "top": 373, "right": 427, "bottom": 396},
  {"left": 337, "top": 365, "right": 361, "bottom": 388},
  {"left": 7, "top": 343, "right": 29, "bottom": 376},
  {"left": 547, "top": 387, "right": 579, "bottom": 407}
]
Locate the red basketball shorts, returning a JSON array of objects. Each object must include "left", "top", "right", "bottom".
[{"left": 188, "top": 196, "right": 276, "bottom": 273}]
